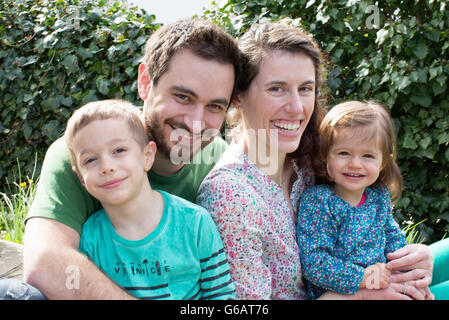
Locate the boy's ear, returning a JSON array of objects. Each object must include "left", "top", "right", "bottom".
[
  {"left": 138, "top": 63, "right": 152, "bottom": 101},
  {"left": 72, "top": 166, "right": 85, "bottom": 186},
  {"left": 143, "top": 141, "right": 157, "bottom": 172}
]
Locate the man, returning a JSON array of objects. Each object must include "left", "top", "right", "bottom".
[{"left": 3, "top": 19, "right": 240, "bottom": 299}]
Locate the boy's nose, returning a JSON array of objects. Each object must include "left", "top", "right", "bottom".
[{"left": 100, "top": 159, "right": 116, "bottom": 175}]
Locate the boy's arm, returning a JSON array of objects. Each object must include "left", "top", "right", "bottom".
[
  {"left": 24, "top": 217, "right": 136, "bottom": 300},
  {"left": 196, "top": 211, "right": 235, "bottom": 300}
]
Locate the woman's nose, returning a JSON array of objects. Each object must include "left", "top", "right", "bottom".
[{"left": 286, "top": 91, "right": 304, "bottom": 114}]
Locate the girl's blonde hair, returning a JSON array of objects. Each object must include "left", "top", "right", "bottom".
[{"left": 316, "top": 100, "right": 402, "bottom": 203}]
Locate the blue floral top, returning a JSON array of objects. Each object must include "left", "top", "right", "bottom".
[{"left": 297, "top": 184, "right": 407, "bottom": 299}]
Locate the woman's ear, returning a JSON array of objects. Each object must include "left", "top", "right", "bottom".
[
  {"left": 232, "top": 93, "right": 242, "bottom": 110},
  {"left": 143, "top": 141, "right": 157, "bottom": 172},
  {"left": 138, "top": 63, "right": 152, "bottom": 101}
]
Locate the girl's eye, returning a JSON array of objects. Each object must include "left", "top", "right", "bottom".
[
  {"left": 364, "top": 154, "right": 375, "bottom": 159},
  {"left": 338, "top": 151, "right": 350, "bottom": 156}
]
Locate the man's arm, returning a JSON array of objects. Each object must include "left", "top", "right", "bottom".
[{"left": 24, "top": 217, "right": 136, "bottom": 300}]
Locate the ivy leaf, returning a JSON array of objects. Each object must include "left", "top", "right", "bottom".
[
  {"left": 96, "top": 78, "right": 111, "bottom": 95},
  {"left": 61, "top": 55, "right": 79, "bottom": 75},
  {"left": 413, "top": 42, "right": 429, "bottom": 60},
  {"left": 419, "top": 137, "right": 432, "bottom": 149},
  {"left": 403, "top": 134, "right": 418, "bottom": 149}
]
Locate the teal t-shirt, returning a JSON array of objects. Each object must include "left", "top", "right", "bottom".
[
  {"left": 27, "top": 136, "right": 228, "bottom": 234},
  {"left": 79, "top": 191, "right": 235, "bottom": 300}
]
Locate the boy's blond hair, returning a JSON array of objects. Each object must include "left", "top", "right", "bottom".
[{"left": 65, "top": 99, "right": 150, "bottom": 173}]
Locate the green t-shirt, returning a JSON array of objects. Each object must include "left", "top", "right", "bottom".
[
  {"left": 27, "top": 136, "right": 228, "bottom": 235},
  {"left": 79, "top": 191, "right": 235, "bottom": 300}
]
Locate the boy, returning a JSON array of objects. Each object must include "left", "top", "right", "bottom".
[{"left": 65, "top": 99, "right": 235, "bottom": 300}]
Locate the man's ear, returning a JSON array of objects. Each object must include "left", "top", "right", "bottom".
[
  {"left": 138, "top": 63, "right": 152, "bottom": 101},
  {"left": 143, "top": 141, "right": 157, "bottom": 172},
  {"left": 72, "top": 166, "right": 85, "bottom": 186}
]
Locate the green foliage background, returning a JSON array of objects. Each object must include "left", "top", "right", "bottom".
[
  {"left": 203, "top": 0, "right": 449, "bottom": 243},
  {"left": 0, "top": 0, "right": 157, "bottom": 189},
  {"left": 0, "top": 0, "right": 448, "bottom": 243}
]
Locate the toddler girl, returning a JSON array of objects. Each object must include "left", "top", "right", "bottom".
[{"left": 297, "top": 100, "right": 407, "bottom": 299}]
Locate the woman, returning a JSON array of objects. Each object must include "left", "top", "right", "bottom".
[{"left": 197, "top": 22, "right": 434, "bottom": 300}]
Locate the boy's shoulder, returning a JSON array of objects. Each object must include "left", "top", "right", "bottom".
[{"left": 161, "top": 191, "right": 209, "bottom": 218}]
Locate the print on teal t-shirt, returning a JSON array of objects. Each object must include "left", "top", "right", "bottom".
[{"left": 79, "top": 191, "right": 235, "bottom": 300}]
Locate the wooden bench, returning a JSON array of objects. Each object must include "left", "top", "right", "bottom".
[{"left": 0, "top": 240, "right": 23, "bottom": 281}]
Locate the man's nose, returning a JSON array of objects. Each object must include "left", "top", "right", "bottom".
[{"left": 185, "top": 105, "right": 205, "bottom": 134}]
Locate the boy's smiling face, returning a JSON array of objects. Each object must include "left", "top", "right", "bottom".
[{"left": 72, "top": 118, "right": 155, "bottom": 206}]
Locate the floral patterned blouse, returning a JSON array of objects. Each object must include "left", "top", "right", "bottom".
[{"left": 197, "top": 141, "right": 313, "bottom": 300}]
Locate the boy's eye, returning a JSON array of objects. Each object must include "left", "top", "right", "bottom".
[
  {"left": 84, "top": 157, "right": 96, "bottom": 165},
  {"left": 114, "top": 148, "right": 127, "bottom": 154}
]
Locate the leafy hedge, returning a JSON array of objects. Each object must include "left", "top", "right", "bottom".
[
  {"left": 203, "top": 0, "right": 449, "bottom": 243},
  {"left": 0, "top": 0, "right": 157, "bottom": 188}
]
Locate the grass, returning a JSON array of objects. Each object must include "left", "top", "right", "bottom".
[{"left": 0, "top": 158, "right": 38, "bottom": 244}]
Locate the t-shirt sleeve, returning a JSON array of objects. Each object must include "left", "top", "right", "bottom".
[
  {"left": 26, "top": 137, "right": 100, "bottom": 235},
  {"left": 196, "top": 209, "right": 236, "bottom": 300}
]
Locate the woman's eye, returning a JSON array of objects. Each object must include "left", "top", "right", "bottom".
[
  {"left": 268, "top": 86, "right": 283, "bottom": 93},
  {"left": 300, "top": 86, "right": 313, "bottom": 92}
]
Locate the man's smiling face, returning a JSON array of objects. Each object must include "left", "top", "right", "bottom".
[{"left": 139, "top": 48, "right": 235, "bottom": 163}]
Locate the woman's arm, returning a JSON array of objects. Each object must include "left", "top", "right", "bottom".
[{"left": 387, "top": 244, "right": 434, "bottom": 288}]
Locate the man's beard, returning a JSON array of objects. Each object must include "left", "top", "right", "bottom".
[{"left": 145, "top": 112, "right": 214, "bottom": 164}]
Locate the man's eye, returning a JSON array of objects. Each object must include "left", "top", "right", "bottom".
[
  {"left": 175, "top": 94, "right": 190, "bottom": 102},
  {"left": 208, "top": 104, "right": 225, "bottom": 112}
]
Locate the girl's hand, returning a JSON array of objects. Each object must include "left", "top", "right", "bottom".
[
  {"left": 360, "top": 263, "right": 391, "bottom": 289},
  {"left": 386, "top": 244, "right": 433, "bottom": 288}
]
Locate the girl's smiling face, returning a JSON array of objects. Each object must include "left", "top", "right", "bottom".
[{"left": 326, "top": 126, "right": 384, "bottom": 203}]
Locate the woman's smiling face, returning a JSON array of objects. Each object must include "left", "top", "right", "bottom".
[{"left": 237, "top": 50, "right": 316, "bottom": 157}]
